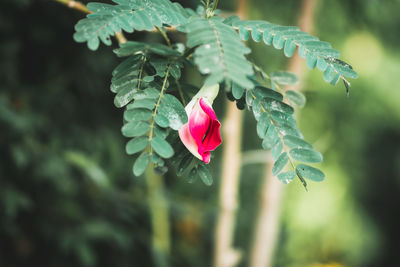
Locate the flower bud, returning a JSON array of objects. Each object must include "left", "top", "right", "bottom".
[{"left": 178, "top": 84, "right": 222, "bottom": 163}]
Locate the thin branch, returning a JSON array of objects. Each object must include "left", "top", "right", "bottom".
[
  {"left": 55, "top": 0, "right": 91, "bottom": 14},
  {"left": 212, "top": 0, "right": 220, "bottom": 12},
  {"left": 175, "top": 79, "right": 186, "bottom": 106},
  {"left": 156, "top": 27, "right": 172, "bottom": 48},
  {"left": 115, "top": 32, "right": 127, "bottom": 44}
]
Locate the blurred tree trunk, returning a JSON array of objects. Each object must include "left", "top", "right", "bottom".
[
  {"left": 249, "top": 1, "right": 318, "bottom": 267},
  {"left": 146, "top": 166, "right": 170, "bottom": 267},
  {"left": 213, "top": 2, "right": 249, "bottom": 267}
]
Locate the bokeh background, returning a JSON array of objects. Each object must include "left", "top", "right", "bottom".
[{"left": 1, "top": 0, "right": 399, "bottom": 266}]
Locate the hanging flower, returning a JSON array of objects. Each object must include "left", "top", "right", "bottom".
[{"left": 178, "top": 84, "right": 222, "bottom": 163}]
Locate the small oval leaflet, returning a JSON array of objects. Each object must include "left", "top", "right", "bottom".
[
  {"left": 272, "top": 152, "right": 289, "bottom": 176},
  {"left": 232, "top": 83, "right": 245, "bottom": 99},
  {"left": 158, "top": 94, "right": 188, "bottom": 130},
  {"left": 187, "top": 168, "right": 198, "bottom": 184},
  {"left": 283, "top": 135, "right": 313, "bottom": 150},
  {"left": 271, "top": 139, "right": 283, "bottom": 160},
  {"left": 296, "top": 164, "right": 325, "bottom": 182},
  {"left": 151, "top": 136, "right": 174, "bottom": 159},
  {"left": 271, "top": 71, "right": 299, "bottom": 85},
  {"left": 153, "top": 125, "right": 169, "bottom": 139},
  {"left": 152, "top": 153, "right": 165, "bottom": 166},
  {"left": 197, "top": 164, "right": 213, "bottom": 186},
  {"left": 277, "top": 171, "right": 296, "bottom": 184},
  {"left": 177, "top": 154, "right": 193, "bottom": 176},
  {"left": 126, "top": 136, "right": 148, "bottom": 155},
  {"left": 124, "top": 108, "right": 152, "bottom": 122},
  {"left": 290, "top": 148, "right": 323, "bottom": 163},
  {"left": 154, "top": 114, "right": 170, "bottom": 128},
  {"left": 285, "top": 90, "right": 306, "bottom": 108},
  {"left": 133, "top": 152, "right": 151, "bottom": 176},
  {"left": 122, "top": 121, "right": 150, "bottom": 138},
  {"left": 126, "top": 98, "right": 156, "bottom": 110}
]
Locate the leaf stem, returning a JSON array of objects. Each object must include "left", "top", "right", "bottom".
[
  {"left": 252, "top": 63, "right": 285, "bottom": 94},
  {"left": 175, "top": 79, "right": 186, "bottom": 106},
  {"left": 251, "top": 92, "right": 307, "bottom": 189},
  {"left": 137, "top": 55, "right": 147, "bottom": 91},
  {"left": 148, "top": 66, "right": 171, "bottom": 155},
  {"left": 156, "top": 27, "right": 172, "bottom": 48},
  {"left": 212, "top": 0, "right": 220, "bottom": 12}
]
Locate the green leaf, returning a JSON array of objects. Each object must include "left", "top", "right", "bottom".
[
  {"left": 271, "top": 139, "right": 283, "bottom": 160},
  {"left": 284, "top": 39, "right": 297, "bottom": 57},
  {"left": 262, "top": 98, "right": 294, "bottom": 115},
  {"left": 132, "top": 88, "right": 160, "bottom": 100},
  {"left": 262, "top": 125, "right": 279, "bottom": 150},
  {"left": 177, "top": 154, "right": 193, "bottom": 176},
  {"left": 285, "top": 90, "right": 306, "bottom": 108},
  {"left": 283, "top": 135, "right": 313, "bottom": 150},
  {"left": 133, "top": 152, "right": 150, "bottom": 176},
  {"left": 306, "top": 52, "right": 318, "bottom": 69},
  {"left": 114, "top": 87, "right": 139, "bottom": 108},
  {"left": 153, "top": 125, "right": 169, "bottom": 139},
  {"left": 154, "top": 114, "right": 169, "bottom": 128},
  {"left": 186, "top": 17, "right": 254, "bottom": 89},
  {"left": 277, "top": 123, "right": 301, "bottom": 137},
  {"left": 296, "top": 164, "right": 325, "bottom": 182},
  {"left": 114, "top": 41, "right": 181, "bottom": 57},
  {"left": 158, "top": 94, "right": 187, "bottom": 130},
  {"left": 151, "top": 136, "right": 174, "bottom": 159},
  {"left": 126, "top": 136, "right": 148, "bottom": 155},
  {"left": 289, "top": 148, "right": 323, "bottom": 163},
  {"left": 187, "top": 167, "right": 198, "bottom": 183},
  {"left": 121, "top": 121, "right": 150, "bottom": 137},
  {"left": 272, "top": 152, "right": 289, "bottom": 176},
  {"left": 197, "top": 164, "right": 213, "bottom": 186},
  {"left": 270, "top": 71, "right": 299, "bottom": 85},
  {"left": 270, "top": 110, "right": 296, "bottom": 127},
  {"left": 152, "top": 153, "right": 165, "bottom": 166},
  {"left": 73, "top": 0, "right": 189, "bottom": 50},
  {"left": 232, "top": 83, "right": 245, "bottom": 99},
  {"left": 272, "top": 33, "right": 285, "bottom": 49},
  {"left": 126, "top": 98, "right": 156, "bottom": 110},
  {"left": 323, "top": 65, "right": 336, "bottom": 83},
  {"left": 232, "top": 19, "right": 357, "bottom": 86},
  {"left": 277, "top": 171, "right": 296, "bottom": 184},
  {"left": 256, "top": 113, "right": 270, "bottom": 138},
  {"left": 124, "top": 108, "right": 152, "bottom": 122},
  {"left": 253, "top": 86, "right": 283, "bottom": 101}
]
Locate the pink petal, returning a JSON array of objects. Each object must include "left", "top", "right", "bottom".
[
  {"left": 178, "top": 123, "right": 202, "bottom": 161},
  {"left": 188, "top": 100, "right": 211, "bottom": 149},
  {"left": 201, "top": 118, "right": 221, "bottom": 152},
  {"left": 199, "top": 98, "right": 218, "bottom": 120},
  {"left": 202, "top": 151, "right": 211, "bottom": 164},
  {"left": 188, "top": 98, "right": 222, "bottom": 163}
]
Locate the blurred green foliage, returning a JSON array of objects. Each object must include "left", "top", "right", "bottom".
[{"left": 1, "top": 0, "right": 400, "bottom": 267}]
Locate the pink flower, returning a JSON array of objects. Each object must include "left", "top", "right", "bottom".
[{"left": 178, "top": 97, "right": 222, "bottom": 164}]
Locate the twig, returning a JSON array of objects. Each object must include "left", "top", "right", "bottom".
[
  {"left": 175, "top": 79, "right": 186, "bottom": 106},
  {"left": 55, "top": 0, "right": 91, "bottom": 14},
  {"left": 156, "top": 27, "right": 172, "bottom": 48}
]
